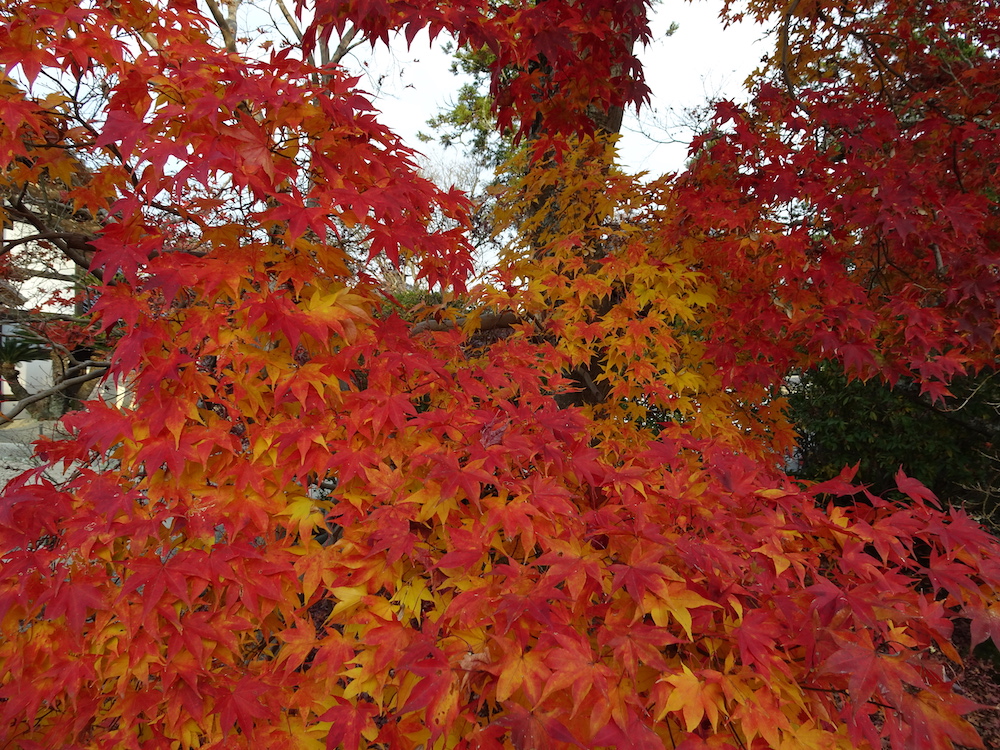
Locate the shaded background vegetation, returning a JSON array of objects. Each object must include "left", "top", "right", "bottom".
[{"left": 788, "top": 363, "right": 1000, "bottom": 526}]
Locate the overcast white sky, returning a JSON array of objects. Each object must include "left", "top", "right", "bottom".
[{"left": 340, "top": 1, "right": 772, "bottom": 176}]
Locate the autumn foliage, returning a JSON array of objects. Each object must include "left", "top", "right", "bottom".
[{"left": 1, "top": 0, "right": 999, "bottom": 749}]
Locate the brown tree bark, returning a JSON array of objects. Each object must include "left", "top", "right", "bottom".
[{"left": 0, "top": 362, "right": 45, "bottom": 419}]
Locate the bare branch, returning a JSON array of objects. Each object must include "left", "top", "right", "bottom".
[
  {"left": 4, "top": 199, "right": 100, "bottom": 279},
  {"left": 1, "top": 232, "right": 85, "bottom": 256},
  {"left": 0, "top": 365, "right": 109, "bottom": 423},
  {"left": 64, "top": 360, "right": 111, "bottom": 377},
  {"left": 778, "top": 0, "right": 801, "bottom": 99},
  {"left": 204, "top": 0, "right": 237, "bottom": 52},
  {"left": 273, "top": 0, "right": 304, "bottom": 41},
  {"left": 940, "top": 371, "right": 999, "bottom": 414},
  {"left": 0, "top": 310, "right": 93, "bottom": 325},
  {"left": 777, "top": 0, "right": 811, "bottom": 114},
  {"left": 931, "top": 242, "right": 947, "bottom": 276},
  {"left": 9, "top": 267, "right": 81, "bottom": 283},
  {"left": 411, "top": 310, "right": 519, "bottom": 336},
  {"left": 329, "top": 27, "right": 363, "bottom": 66}
]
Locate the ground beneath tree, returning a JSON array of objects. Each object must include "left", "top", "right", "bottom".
[
  {"left": 950, "top": 620, "right": 1000, "bottom": 749},
  {"left": 0, "top": 418, "right": 63, "bottom": 485}
]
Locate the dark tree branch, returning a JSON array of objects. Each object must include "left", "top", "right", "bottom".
[
  {"left": 4, "top": 199, "right": 100, "bottom": 280},
  {"left": 411, "top": 310, "right": 520, "bottom": 336},
  {"left": 0, "top": 310, "right": 93, "bottom": 324},
  {"left": 0, "top": 365, "right": 109, "bottom": 423}
]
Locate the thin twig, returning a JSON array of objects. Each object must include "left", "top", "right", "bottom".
[{"left": 938, "top": 371, "right": 999, "bottom": 414}]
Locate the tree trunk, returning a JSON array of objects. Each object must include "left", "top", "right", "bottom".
[{"left": 0, "top": 362, "right": 46, "bottom": 419}]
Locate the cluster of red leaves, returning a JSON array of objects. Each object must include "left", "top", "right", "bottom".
[
  {"left": 0, "top": 0, "right": 999, "bottom": 749},
  {"left": 308, "top": 0, "right": 650, "bottom": 139},
  {"left": 693, "top": 0, "right": 1000, "bottom": 399}
]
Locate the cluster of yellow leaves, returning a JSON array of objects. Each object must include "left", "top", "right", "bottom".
[{"left": 486, "top": 137, "right": 796, "bottom": 458}]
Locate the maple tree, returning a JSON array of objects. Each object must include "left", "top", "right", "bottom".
[{"left": 1, "top": 1, "right": 1000, "bottom": 750}]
